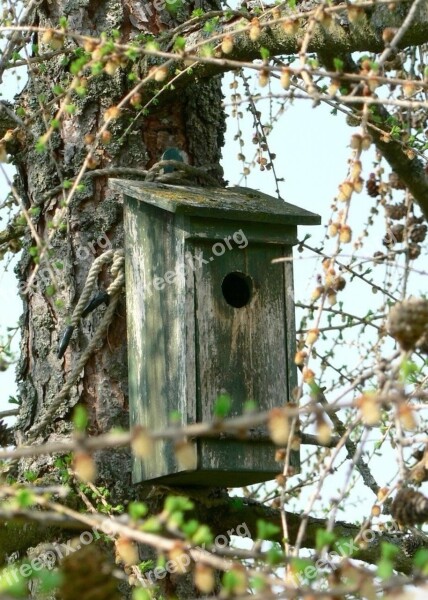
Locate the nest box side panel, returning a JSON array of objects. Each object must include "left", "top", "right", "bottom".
[
  {"left": 192, "top": 240, "right": 290, "bottom": 479},
  {"left": 124, "top": 197, "right": 192, "bottom": 483}
]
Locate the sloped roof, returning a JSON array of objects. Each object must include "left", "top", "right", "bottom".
[{"left": 110, "top": 180, "right": 321, "bottom": 226}]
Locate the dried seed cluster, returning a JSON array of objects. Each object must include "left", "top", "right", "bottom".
[
  {"left": 387, "top": 297, "right": 428, "bottom": 352},
  {"left": 391, "top": 488, "right": 428, "bottom": 526}
]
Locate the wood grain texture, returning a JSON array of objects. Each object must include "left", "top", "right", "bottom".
[{"left": 121, "top": 183, "right": 319, "bottom": 486}]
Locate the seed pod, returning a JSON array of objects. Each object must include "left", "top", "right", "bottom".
[
  {"left": 174, "top": 439, "right": 197, "bottom": 470},
  {"left": 356, "top": 393, "right": 381, "bottom": 426},
  {"left": 221, "top": 34, "right": 234, "bottom": 54},
  {"left": 249, "top": 18, "right": 261, "bottom": 42},
  {"left": 280, "top": 67, "right": 291, "bottom": 90},
  {"left": 283, "top": 19, "right": 298, "bottom": 36},
  {"left": 73, "top": 451, "right": 96, "bottom": 483},
  {"left": 115, "top": 537, "right": 139, "bottom": 566},
  {"left": 268, "top": 408, "right": 289, "bottom": 444},
  {"left": 339, "top": 225, "right": 352, "bottom": 244},
  {"left": 131, "top": 426, "right": 154, "bottom": 458},
  {"left": 338, "top": 181, "right": 353, "bottom": 202},
  {"left": 391, "top": 488, "right": 428, "bottom": 526},
  {"left": 387, "top": 298, "right": 428, "bottom": 350}
]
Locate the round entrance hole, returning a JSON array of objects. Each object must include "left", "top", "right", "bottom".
[{"left": 221, "top": 272, "right": 253, "bottom": 308}]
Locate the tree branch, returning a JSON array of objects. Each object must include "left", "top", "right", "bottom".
[{"left": 0, "top": 495, "right": 418, "bottom": 575}]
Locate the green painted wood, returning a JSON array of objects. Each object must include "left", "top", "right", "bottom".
[
  {"left": 124, "top": 197, "right": 194, "bottom": 483},
  {"left": 191, "top": 241, "right": 294, "bottom": 479},
  {"left": 185, "top": 217, "right": 298, "bottom": 245},
  {"left": 110, "top": 180, "right": 321, "bottom": 226},
  {"left": 116, "top": 182, "right": 320, "bottom": 486}
]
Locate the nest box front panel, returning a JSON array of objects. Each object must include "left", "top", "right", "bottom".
[
  {"left": 186, "top": 239, "right": 291, "bottom": 477},
  {"left": 192, "top": 241, "right": 289, "bottom": 414}
]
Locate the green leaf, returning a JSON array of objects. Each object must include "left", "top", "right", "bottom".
[
  {"left": 413, "top": 548, "right": 428, "bottom": 573},
  {"left": 377, "top": 558, "right": 393, "bottom": 580},
  {"left": 16, "top": 488, "right": 35, "bottom": 507},
  {"left": 169, "top": 410, "right": 182, "bottom": 424},
  {"left": 222, "top": 571, "right": 241, "bottom": 592},
  {"left": 333, "top": 57, "right": 344, "bottom": 72},
  {"left": 36, "top": 569, "right": 63, "bottom": 592},
  {"left": 133, "top": 588, "right": 154, "bottom": 600},
  {"left": 173, "top": 37, "right": 186, "bottom": 52},
  {"left": 138, "top": 560, "right": 155, "bottom": 574},
  {"left": 191, "top": 525, "right": 213, "bottom": 546},
  {"left": 128, "top": 501, "right": 148, "bottom": 520},
  {"left": 73, "top": 405, "right": 88, "bottom": 432},
  {"left": 400, "top": 358, "right": 419, "bottom": 383},
  {"left": 181, "top": 519, "right": 199, "bottom": 537},
  {"left": 204, "top": 17, "right": 219, "bottom": 33},
  {"left": 290, "top": 557, "right": 312, "bottom": 574},
  {"left": 70, "top": 56, "right": 89, "bottom": 76},
  {"left": 243, "top": 399, "right": 257, "bottom": 413},
  {"left": 35, "top": 137, "right": 47, "bottom": 153},
  {"left": 266, "top": 546, "right": 285, "bottom": 565},
  {"left": 0, "top": 566, "right": 28, "bottom": 596},
  {"left": 381, "top": 541, "right": 399, "bottom": 561},
  {"left": 316, "top": 529, "right": 336, "bottom": 551},
  {"left": 256, "top": 519, "right": 280, "bottom": 540},
  {"left": 250, "top": 574, "right": 266, "bottom": 592},
  {"left": 191, "top": 8, "right": 204, "bottom": 18},
  {"left": 260, "top": 47, "right": 270, "bottom": 61},
  {"left": 91, "top": 62, "right": 103, "bottom": 75},
  {"left": 213, "top": 394, "right": 232, "bottom": 419},
  {"left": 46, "top": 285, "right": 56, "bottom": 297},
  {"left": 164, "top": 496, "right": 194, "bottom": 514},
  {"left": 140, "top": 516, "right": 162, "bottom": 533},
  {"left": 165, "top": 0, "right": 183, "bottom": 15},
  {"left": 200, "top": 43, "right": 214, "bottom": 58}
]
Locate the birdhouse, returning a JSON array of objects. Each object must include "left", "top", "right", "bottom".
[{"left": 110, "top": 180, "right": 320, "bottom": 486}]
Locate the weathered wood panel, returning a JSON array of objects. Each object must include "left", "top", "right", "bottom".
[
  {"left": 124, "top": 197, "right": 193, "bottom": 483},
  {"left": 120, "top": 183, "right": 317, "bottom": 485},
  {"left": 192, "top": 240, "right": 291, "bottom": 481}
]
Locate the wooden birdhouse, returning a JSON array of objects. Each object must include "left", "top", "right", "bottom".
[{"left": 110, "top": 180, "right": 320, "bottom": 486}]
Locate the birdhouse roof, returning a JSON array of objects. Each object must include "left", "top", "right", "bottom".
[{"left": 110, "top": 180, "right": 320, "bottom": 226}]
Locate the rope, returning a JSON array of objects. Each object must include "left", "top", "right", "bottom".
[
  {"left": 71, "top": 249, "right": 118, "bottom": 328},
  {"left": 25, "top": 249, "right": 125, "bottom": 444}
]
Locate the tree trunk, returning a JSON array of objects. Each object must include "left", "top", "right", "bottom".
[{"left": 12, "top": 0, "right": 224, "bottom": 596}]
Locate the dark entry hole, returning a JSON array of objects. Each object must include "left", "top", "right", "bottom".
[{"left": 222, "top": 272, "right": 252, "bottom": 308}]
